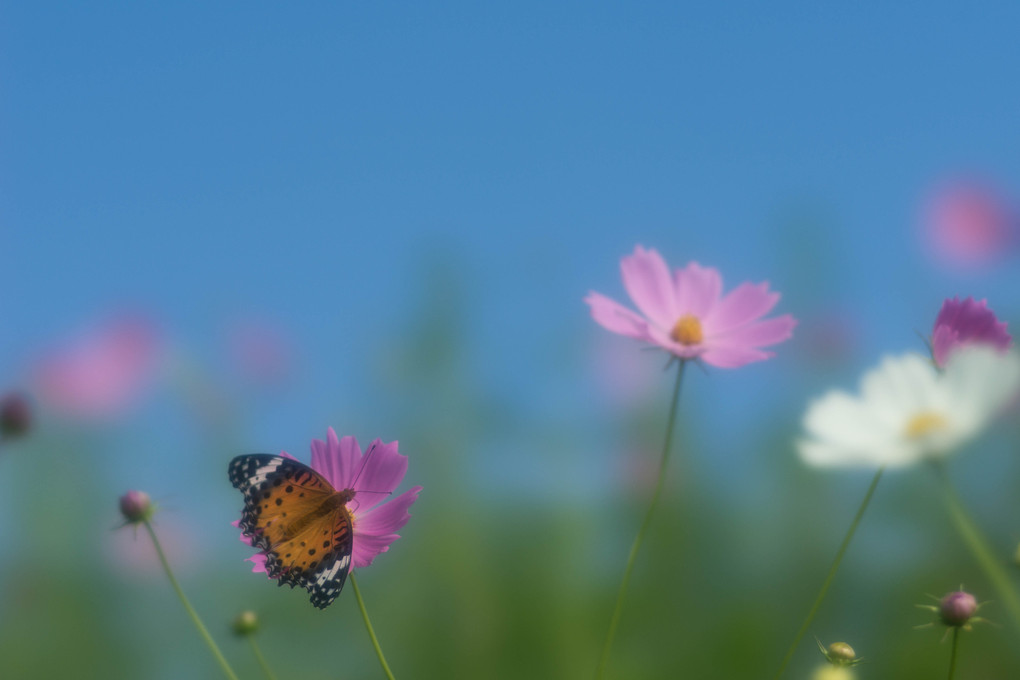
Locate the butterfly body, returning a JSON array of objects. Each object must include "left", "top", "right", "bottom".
[{"left": 229, "top": 454, "right": 355, "bottom": 609}]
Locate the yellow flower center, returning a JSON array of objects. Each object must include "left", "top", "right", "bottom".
[
  {"left": 904, "top": 411, "right": 948, "bottom": 439},
  {"left": 670, "top": 314, "right": 703, "bottom": 346}
]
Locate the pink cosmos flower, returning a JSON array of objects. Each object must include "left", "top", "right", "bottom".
[
  {"left": 924, "top": 182, "right": 1016, "bottom": 268},
  {"left": 235, "top": 428, "right": 421, "bottom": 575},
  {"left": 932, "top": 297, "right": 1012, "bottom": 368},
  {"left": 33, "top": 316, "right": 160, "bottom": 420},
  {"left": 585, "top": 245, "right": 796, "bottom": 368}
]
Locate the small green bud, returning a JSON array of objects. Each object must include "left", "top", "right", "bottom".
[
  {"left": 816, "top": 638, "right": 861, "bottom": 667},
  {"left": 232, "top": 610, "right": 259, "bottom": 636},
  {"left": 826, "top": 642, "right": 857, "bottom": 665}
]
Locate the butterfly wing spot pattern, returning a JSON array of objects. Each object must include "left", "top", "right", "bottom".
[{"left": 229, "top": 454, "right": 355, "bottom": 609}]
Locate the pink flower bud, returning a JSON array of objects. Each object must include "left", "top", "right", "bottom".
[
  {"left": 940, "top": 590, "right": 978, "bottom": 627},
  {"left": 119, "top": 490, "right": 154, "bottom": 524}
]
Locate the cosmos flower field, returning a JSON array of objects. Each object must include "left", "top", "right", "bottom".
[
  {"left": 3, "top": 239, "right": 1020, "bottom": 679},
  {"left": 4, "top": 5, "right": 1020, "bottom": 680}
]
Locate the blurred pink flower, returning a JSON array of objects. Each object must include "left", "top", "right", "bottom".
[
  {"left": 234, "top": 428, "right": 421, "bottom": 577},
  {"left": 33, "top": 316, "right": 160, "bottom": 420},
  {"left": 585, "top": 245, "right": 796, "bottom": 368},
  {"left": 932, "top": 296, "right": 1012, "bottom": 368},
  {"left": 924, "top": 182, "right": 1016, "bottom": 267},
  {"left": 226, "top": 318, "right": 292, "bottom": 386}
]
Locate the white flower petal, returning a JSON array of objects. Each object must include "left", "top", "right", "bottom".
[
  {"left": 799, "top": 349, "right": 1016, "bottom": 468},
  {"left": 798, "top": 438, "right": 920, "bottom": 468},
  {"left": 859, "top": 353, "right": 939, "bottom": 430},
  {"left": 943, "top": 346, "right": 1020, "bottom": 436},
  {"left": 803, "top": 390, "right": 891, "bottom": 450}
]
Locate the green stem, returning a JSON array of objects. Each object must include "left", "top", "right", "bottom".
[
  {"left": 595, "top": 360, "right": 687, "bottom": 680},
  {"left": 935, "top": 462, "right": 1020, "bottom": 634},
  {"left": 351, "top": 572, "right": 396, "bottom": 680},
  {"left": 248, "top": 636, "right": 278, "bottom": 680},
  {"left": 947, "top": 627, "right": 959, "bottom": 680},
  {"left": 142, "top": 521, "right": 239, "bottom": 680},
  {"left": 772, "top": 467, "right": 885, "bottom": 680}
]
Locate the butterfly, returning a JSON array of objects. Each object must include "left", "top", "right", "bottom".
[{"left": 229, "top": 454, "right": 356, "bottom": 609}]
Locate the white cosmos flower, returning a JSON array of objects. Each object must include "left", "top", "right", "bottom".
[{"left": 799, "top": 346, "right": 1020, "bottom": 468}]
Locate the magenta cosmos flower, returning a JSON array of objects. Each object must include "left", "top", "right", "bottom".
[
  {"left": 932, "top": 297, "right": 1012, "bottom": 368},
  {"left": 585, "top": 245, "right": 796, "bottom": 368},
  {"left": 233, "top": 428, "right": 421, "bottom": 584}
]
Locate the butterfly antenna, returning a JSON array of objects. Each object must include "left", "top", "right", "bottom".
[
  {"left": 350, "top": 440, "right": 378, "bottom": 489},
  {"left": 347, "top": 441, "right": 400, "bottom": 513}
]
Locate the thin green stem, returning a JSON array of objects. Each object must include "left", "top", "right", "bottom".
[
  {"left": 142, "top": 521, "right": 239, "bottom": 680},
  {"left": 595, "top": 360, "right": 687, "bottom": 680},
  {"left": 248, "top": 636, "right": 278, "bottom": 680},
  {"left": 947, "top": 627, "right": 959, "bottom": 680},
  {"left": 351, "top": 572, "right": 396, "bottom": 680},
  {"left": 935, "top": 463, "right": 1020, "bottom": 634},
  {"left": 772, "top": 467, "right": 885, "bottom": 680}
]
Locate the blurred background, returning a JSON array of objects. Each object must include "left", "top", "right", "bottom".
[{"left": 2, "top": 3, "right": 1020, "bottom": 679}]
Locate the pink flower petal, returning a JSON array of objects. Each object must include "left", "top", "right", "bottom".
[
  {"left": 311, "top": 429, "right": 362, "bottom": 490},
  {"left": 352, "top": 531, "right": 397, "bottom": 569},
  {"left": 349, "top": 439, "right": 408, "bottom": 512},
  {"left": 246, "top": 553, "right": 268, "bottom": 574},
  {"left": 356, "top": 485, "right": 422, "bottom": 536},
  {"left": 232, "top": 521, "right": 270, "bottom": 574},
  {"left": 712, "top": 315, "right": 798, "bottom": 348},
  {"left": 704, "top": 282, "right": 780, "bottom": 333},
  {"left": 585, "top": 292, "right": 650, "bottom": 339},
  {"left": 673, "top": 262, "right": 722, "bottom": 318},
  {"left": 350, "top": 485, "right": 421, "bottom": 568},
  {"left": 700, "top": 345, "right": 774, "bottom": 368},
  {"left": 620, "top": 245, "right": 677, "bottom": 327},
  {"left": 932, "top": 297, "right": 1012, "bottom": 367}
]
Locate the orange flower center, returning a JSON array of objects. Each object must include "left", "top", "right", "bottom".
[
  {"left": 670, "top": 315, "right": 703, "bottom": 346},
  {"left": 904, "top": 412, "right": 948, "bottom": 439}
]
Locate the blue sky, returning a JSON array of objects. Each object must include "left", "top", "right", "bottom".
[{"left": 2, "top": 3, "right": 1019, "bottom": 505}]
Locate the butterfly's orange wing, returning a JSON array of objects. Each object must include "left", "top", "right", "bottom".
[{"left": 229, "top": 454, "right": 354, "bottom": 608}]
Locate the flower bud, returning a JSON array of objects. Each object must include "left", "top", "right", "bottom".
[
  {"left": 119, "top": 490, "right": 154, "bottom": 524},
  {"left": 825, "top": 642, "right": 857, "bottom": 665},
  {"left": 232, "top": 610, "right": 259, "bottom": 636},
  {"left": 940, "top": 590, "right": 978, "bottom": 627},
  {"left": 0, "top": 393, "right": 32, "bottom": 439}
]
